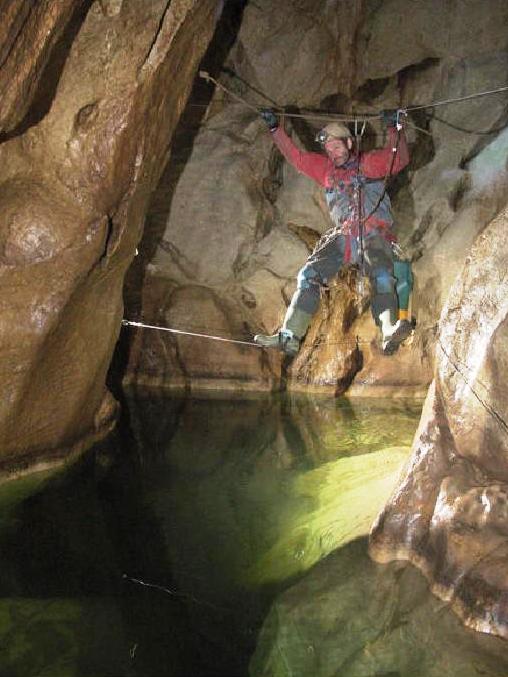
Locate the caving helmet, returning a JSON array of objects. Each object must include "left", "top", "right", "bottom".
[{"left": 315, "top": 122, "right": 352, "bottom": 146}]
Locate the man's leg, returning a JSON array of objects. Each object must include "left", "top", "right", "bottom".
[
  {"left": 364, "top": 232, "right": 412, "bottom": 354},
  {"left": 393, "top": 258, "right": 413, "bottom": 321},
  {"left": 254, "top": 234, "right": 345, "bottom": 355}
]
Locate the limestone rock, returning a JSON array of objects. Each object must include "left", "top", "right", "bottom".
[
  {"left": 150, "top": 105, "right": 274, "bottom": 286},
  {"left": 370, "top": 206, "right": 508, "bottom": 638},
  {"left": 251, "top": 539, "right": 508, "bottom": 677},
  {"left": 240, "top": 269, "right": 288, "bottom": 335},
  {"left": 348, "top": 312, "right": 433, "bottom": 398},
  {"left": 360, "top": 0, "right": 508, "bottom": 79},
  {"left": 128, "top": 0, "right": 507, "bottom": 395},
  {"left": 250, "top": 226, "right": 310, "bottom": 280},
  {"left": 0, "top": 0, "right": 84, "bottom": 136},
  {"left": 288, "top": 269, "right": 364, "bottom": 395},
  {"left": 0, "top": 0, "right": 220, "bottom": 467},
  {"left": 224, "top": 0, "right": 364, "bottom": 108},
  {"left": 125, "top": 281, "right": 281, "bottom": 392},
  {"left": 276, "top": 166, "right": 330, "bottom": 236}
]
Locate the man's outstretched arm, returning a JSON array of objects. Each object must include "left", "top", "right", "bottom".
[
  {"left": 261, "top": 109, "right": 329, "bottom": 186},
  {"left": 361, "top": 117, "right": 410, "bottom": 179}
]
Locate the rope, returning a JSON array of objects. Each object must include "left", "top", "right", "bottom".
[
  {"left": 199, "top": 71, "right": 508, "bottom": 125},
  {"left": 123, "top": 574, "right": 230, "bottom": 612},
  {"left": 362, "top": 121, "right": 402, "bottom": 224},
  {"left": 122, "top": 319, "right": 262, "bottom": 348},
  {"left": 405, "top": 85, "right": 508, "bottom": 112},
  {"left": 121, "top": 319, "right": 405, "bottom": 349},
  {"left": 199, "top": 71, "right": 377, "bottom": 123}
]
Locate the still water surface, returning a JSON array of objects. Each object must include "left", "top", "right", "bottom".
[{"left": 0, "top": 393, "right": 427, "bottom": 676}]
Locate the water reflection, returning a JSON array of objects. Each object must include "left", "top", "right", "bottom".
[
  {"left": 0, "top": 393, "right": 426, "bottom": 676},
  {"left": 128, "top": 393, "right": 420, "bottom": 586}
]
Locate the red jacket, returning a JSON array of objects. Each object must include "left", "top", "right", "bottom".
[{"left": 271, "top": 126, "right": 409, "bottom": 254}]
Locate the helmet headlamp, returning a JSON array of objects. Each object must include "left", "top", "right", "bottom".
[{"left": 316, "top": 129, "right": 328, "bottom": 145}]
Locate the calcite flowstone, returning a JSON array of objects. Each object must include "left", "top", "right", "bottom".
[
  {"left": 370, "top": 206, "right": 508, "bottom": 638},
  {"left": 0, "top": 0, "right": 220, "bottom": 470}
]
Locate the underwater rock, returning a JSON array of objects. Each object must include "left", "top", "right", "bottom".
[
  {"left": 370, "top": 206, "right": 508, "bottom": 638},
  {"left": 251, "top": 539, "right": 508, "bottom": 677}
]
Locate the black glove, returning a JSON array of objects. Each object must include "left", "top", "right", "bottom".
[
  {"left": 260, "top": 108, "right": 278, "bottom": 131},
  {"left": 381, "top": 109, "right": 400, "bottom": 128}
]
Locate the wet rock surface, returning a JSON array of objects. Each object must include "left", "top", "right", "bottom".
[
  {"left": 251, "top": 538, "right": 508, "bottom": 677},
  {"left": 0, "top": 393, "right": 421, "bottom": 677},
  {"left": 0, "top": 1, "right": 219, "bottom": 467},
  {"left": 126, "top": 0, "right": 508, "bottom": 396},
  {"left": 370, "top": 207, "right": 508, "bottom": 638}
]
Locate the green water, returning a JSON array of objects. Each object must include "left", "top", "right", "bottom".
[{"left": 0, "top": 393, "right": 424, "bottom": 676}]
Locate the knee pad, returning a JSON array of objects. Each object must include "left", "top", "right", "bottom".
[
  {"left": 393, "top": 260, "right": 413, "bottom": 310},
  {"left": 393, "top": 260, "right": 413, "bottom": 289},
  {"left": 372, "top": 267, "right": 395, "bottom": 295}
]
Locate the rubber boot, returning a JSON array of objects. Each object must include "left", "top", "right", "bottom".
[
  {"left": 393, "top": 259, "right": 413, "bottom": 321},
  {"left": 379, "top": 309, "right": 413, "bottom": 355},
  {"left": 254, "top": 306, "right": 313, "bottom": 356}
]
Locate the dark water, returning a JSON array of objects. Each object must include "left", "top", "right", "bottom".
[{"left": 0, "top": 393, "right": 423, "bottom": 677}]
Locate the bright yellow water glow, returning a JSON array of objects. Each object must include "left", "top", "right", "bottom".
[{"left": 246, "top": 446, "right": 410, "bottom": 586}]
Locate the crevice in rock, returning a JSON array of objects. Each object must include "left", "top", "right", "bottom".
[
  {"left": 158, "top": 239, "right": 197, "bottom": 281},
  {"left": 121, "top": 0, "right": 248, "bottom": 318},
  {"left": 397, "top": 56, "right": 441, "bottom": 93},
  {"left": 406, "top": 110, "right": 436, "bottom": 170},
  {"left": 100, "top": 214, "right": 115, "bottom": 263},
  {"left": 286, "top": 223, "right": 320, "bottom": 252},
  {"left": 285, "top": 106, "right": 321, "bottom": 152},
  {"left": 0, "top": 1, "right": 33, "bottom": 71},
  {"left": 319, "top": 92, "right": 352, "bottom": 116},
  {"left": 459, "top": 114, "right": 508, "bottom": 169},
  {"left": 448, "top": 172, "right": 472, "bottom": 212},
  {"left": 0, "top": 0, "right": 95, "bottom": 142},
  {"left": 262, "top": 145, "right": 284, "bottom": 205},
  {"left": 140, "top": 0, "right": 173, "bottom": 69},
  {"left": 354, "top": 75, "right": 391, "bottom": 103}
]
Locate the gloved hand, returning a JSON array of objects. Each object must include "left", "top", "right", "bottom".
[
  {"left": 260, "top": 108, "right": 279, "bottom": 131},
  {"left": 381, "top": 109, "right": 405, "bottom": 129}
]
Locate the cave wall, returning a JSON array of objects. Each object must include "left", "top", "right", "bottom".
[
  {"left": 370, "top": 205, "right": 508, "bottom": 639},
  {"left": 125, "top": 0, "right": 508, "bottom": 396},
  {"left": 0, "top": 0, "right": 221, "bottom": 471}
]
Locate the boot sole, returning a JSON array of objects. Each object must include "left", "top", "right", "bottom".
[
  {"left": 254, "top": 335, "right": 299, "bottom": 356},
  {"left": 382, "top": 322, "right": 413, "bottom": 356}
]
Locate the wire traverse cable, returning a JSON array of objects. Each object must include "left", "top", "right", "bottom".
[
  {"left": 122, "top": 319, "right": 263, "bottom": 348},
  {"left": 121, "top": 319, "right": 411, "bottom": 349},
  {"left": 405, "top": 85, "right": 508, "bottom": 112},
  {"left": 199, "top": 71, "right": 376, "bottom": 123},
  {"left": 199, "top": 71, "right": 508, "bottom": 124}
]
